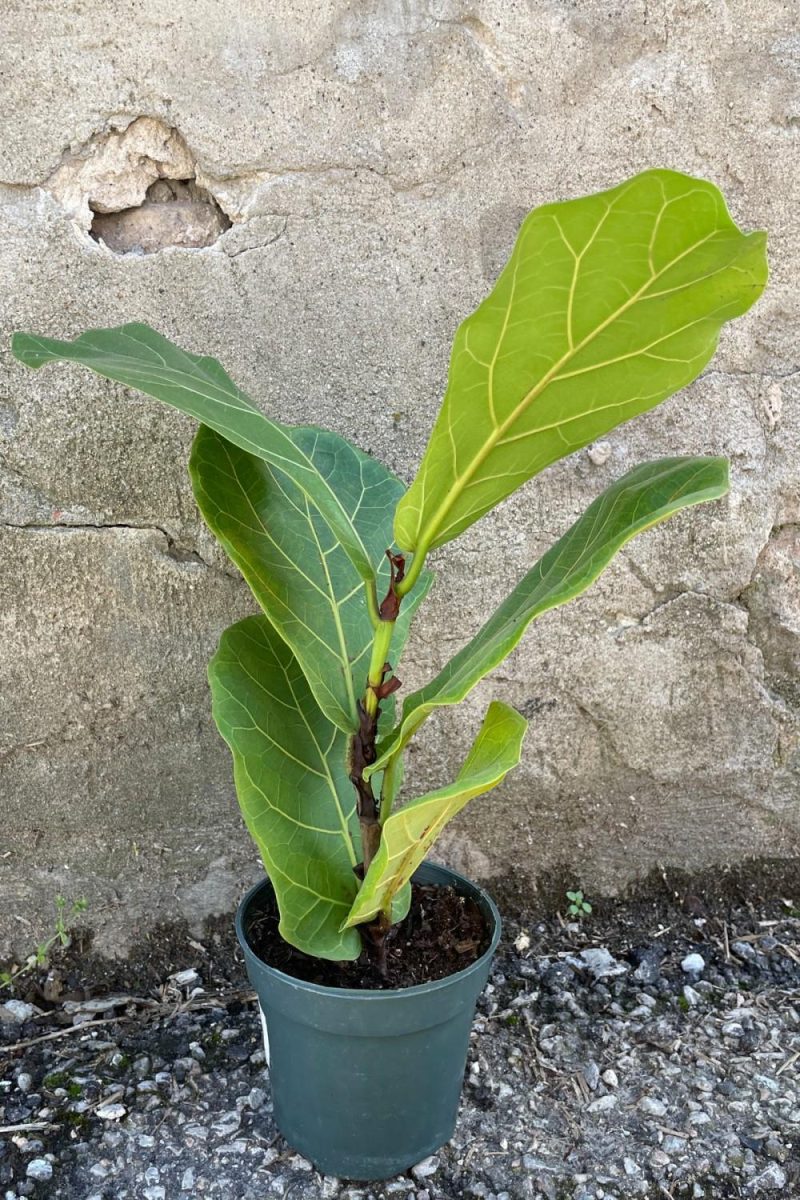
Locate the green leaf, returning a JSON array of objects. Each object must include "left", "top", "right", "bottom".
[
  {"left": 209, "top": 614, "right": 363, "bottom": 961},
  {"left": 191, "top": 424, "right": 431, "bottom": 734},
  {"left": 11, "top": 323, "right": 376, "bottom": 583},
  {"left": 373, "top": 455, "right": 729, "bottom": 774},
  {"left": 343, "top": 701, "right": 526, "bottom": 929},
  {"left": 394, "top": 169, "right": 767, "bottom": 562}
]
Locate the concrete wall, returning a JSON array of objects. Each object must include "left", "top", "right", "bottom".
[{"left": 1, "top": 1, "right": 797, "bottom": 955}]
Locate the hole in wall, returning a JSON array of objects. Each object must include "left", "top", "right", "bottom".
[
  {"left": 90, "top": 178, "right": 231, "bottom": 254},
  {"left": 47, "top": 117, "right": 234, "bottom": 254}
]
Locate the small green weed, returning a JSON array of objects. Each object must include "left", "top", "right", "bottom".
[
  {"left": 0, "top": 895, "right": 88, "bottom": 993},
  {"left": 565, "top": 889, "right": 592, "bottom": 919}
]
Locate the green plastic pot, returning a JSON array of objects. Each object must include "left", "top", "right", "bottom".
[{"left": 235, "top": 861, "right": 501, "bottom": 1181}]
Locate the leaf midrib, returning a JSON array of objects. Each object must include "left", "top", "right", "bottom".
[
  {"left": 213, "top": 440, "right": 359, "bottom": 727},
  {"left": 412, "top": 212, "right": 722, "bottom": 555},
  {"left": 229, "top": 626, "right": 358, "bottom": 867}
]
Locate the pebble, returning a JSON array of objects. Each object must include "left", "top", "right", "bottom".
[
  {"left": 586, "top": 1094, "right": 617, "bottom": 1113},
  {"left": 681, "top": 953, "right": 705, "bottom": 975},
  {"left": 212, "top": 1111, "right": 241, "bottom": 1136},
  {"left": 16, "top": 1072, "right": 33, "bottom": 1093},
  {"left": 411, "top": 1156, "right": 439, "bottom": 1180},
  {"left": 132, "top": 1055, "right": 151, "bottom": 1078},
  {"left": 247, "top": 1086, "right": 267, "bottom": 1110},
  {"left": 567, "top": 948, "right": 628, "bottom": 980},
  {"left": 639, "top": 1096, "right": 667, "bottom": 1117},
  {"left": 683, "top": 984, "right": 703, "bottom": 1007},
  {"left": 587, "top": 441, "right": 611, "bottom": 466},
  {"left": 169, "top": 968, "right": 201, "bottom": 988},
  {"left": 630, "top": 946, "right": 665, "bottom": 985},
  {"left": 0, "top": 1000, "right": 35, "bottom": 1024},
  {"left": 25, "top": 1160, "right": 53, "bottom": 1182},
  {"left": 751, "top": 1163, "right": 787, "bottom": 1191},
  {"left": 95, "top": 1103, "right": 126, "bottom": 1121},
  {"left": 181, "top": 1168, "right": 195, "bottom": 1191}
]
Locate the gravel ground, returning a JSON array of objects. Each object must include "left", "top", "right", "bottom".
[{"left": 1, "top": 867, "right": 799, "bottom": 1200}]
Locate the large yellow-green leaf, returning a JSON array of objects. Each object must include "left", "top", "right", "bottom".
[
  {"left": 210, "top": 614, "right": 363, "bottom": 961},
  {"left": 372, "top": 455, "right": 729, "bottom": 776},
  {"left": 343, "top": 701, "right": 526, "bottom": 929},
  {"left": 11, "top": 323, "right": 376, "bottom": 583},
  {"left": 191, "top": 424, "right": 432, "bottom": 735},
  {"left": 394, "top": 170, "right": 767, "bottom": 566}
]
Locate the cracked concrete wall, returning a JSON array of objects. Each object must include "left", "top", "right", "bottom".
[{"left": 1, "top": 1, "right": 798, "bottom": 955}]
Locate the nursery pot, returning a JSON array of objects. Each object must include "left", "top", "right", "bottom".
[{"left": 235, "top": 861, "right": 501, "bottom": 1181}]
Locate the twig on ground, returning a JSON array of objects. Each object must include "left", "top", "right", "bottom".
[
  {"left": 0, "top": 1016, "right": 129, "bottom": 1055},
  {"left": 776, "top": 1050, "right": 800, "bottom": 1077},
  {"left": 0, "top": 1121, "right": 58, "bottom": 1134}
]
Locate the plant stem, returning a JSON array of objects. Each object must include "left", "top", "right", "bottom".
[
  {"left": 379, "top": 753, "right": 400, "bottom": 823},
  {"left": 394, "top": 548, "right": 426, "bottom": 599},
  {"left": 364, "top": 619, "right": 395, "bottom": 719},
  {"left": 365, "top": 579, "right": 380, "bottom": 629}
]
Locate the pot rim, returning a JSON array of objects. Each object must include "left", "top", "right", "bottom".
[{"left": 235, "top": 861, "right": 502, "bottom": 1001}]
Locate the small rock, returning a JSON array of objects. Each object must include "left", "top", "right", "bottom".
[
  {"left": 514, "top": 931, "right": 531, "bottom": 952},
  {"left": 732, "top": 940, "right": 759, "bottom": 963},
  {"left": 663, "top": 1135, "right": 687, "bottom": 1153},
  {"left": 0, "top": 1000, "right": 35, "bottom": 1024},
  {"left": 25, "top": 1160, "right": 53, "bottom": 1183},
  {"left": 683, "top": 985, "right": 703, "bottom": 1007},
  {"left": 411, "top": 1156, "right": 439, "bottom": 1180},
  {"left": 211, "top": 1111, "right": 240, "bottom": 1137},
  {"left": 586, "top": 1094, "right": 617, "bottom": 1113},
  {"left": 602, "top": 1069, "right": 619, "bottom": 1088},
  {"left": 541, "top": 962, "right": 576, "bottom": 989},
  {"left": 764, "top": 1137, "right": 787, "bottom": 1163},
  {"left": 750, "top": 1163, "right": 787, "bottom": 1192},
  {"left": 95, "top": 1103, "right": 126, "bottom": 1121},
  {"left": 180, "top": 1168, "right": 195, "bottom": 1191},
  {"left": 639, "top": 1096, "right": 667, "bottom": 1117},
  {"left": 588, "top": 441, "right": 612, "bottom": 465},
  {"left": 247, "top": 1087, "right": 268, "bottom": 1110},
  {"left": 567, "top": 948, "right": 627, "bottom": 980},
  {"left": 143, "top": 1189, "right": 166, "bottom": 1200},
  {"left": 629, "top": 945, "right": 665, "bottom": 985},
  {"left": 169, "top": 968, "right": 201, "bottom": 988},
  {"left": 623, "top": 1156, "right": 641, "bottom": 1175},
  {"left": 681, "top": 953, "right": 705, "bottom": 975},
  {"left": 63, "top": 996, "right": 129, "bottom": 1015},
  {"left": 16, "top": 1073, "right": 33, "bottom": 1093},
  {"left": 583, "top": 1061, "right": 600, "bottom": 1091},
  {"left": 289, "top": 1155, "right": 313, "bottom": 1171}
]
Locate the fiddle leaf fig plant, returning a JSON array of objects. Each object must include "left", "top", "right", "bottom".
[{"left": 12, "top": 168, "right": 767, "bottom": 968}]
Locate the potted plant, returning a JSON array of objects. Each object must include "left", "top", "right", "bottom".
[{"left": 12, "top": 168, "right": 767, "bottom": 1181}]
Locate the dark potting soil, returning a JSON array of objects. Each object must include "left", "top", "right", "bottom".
[{"left": 244, "top": 882, "right": 491, "bottom": 989}]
